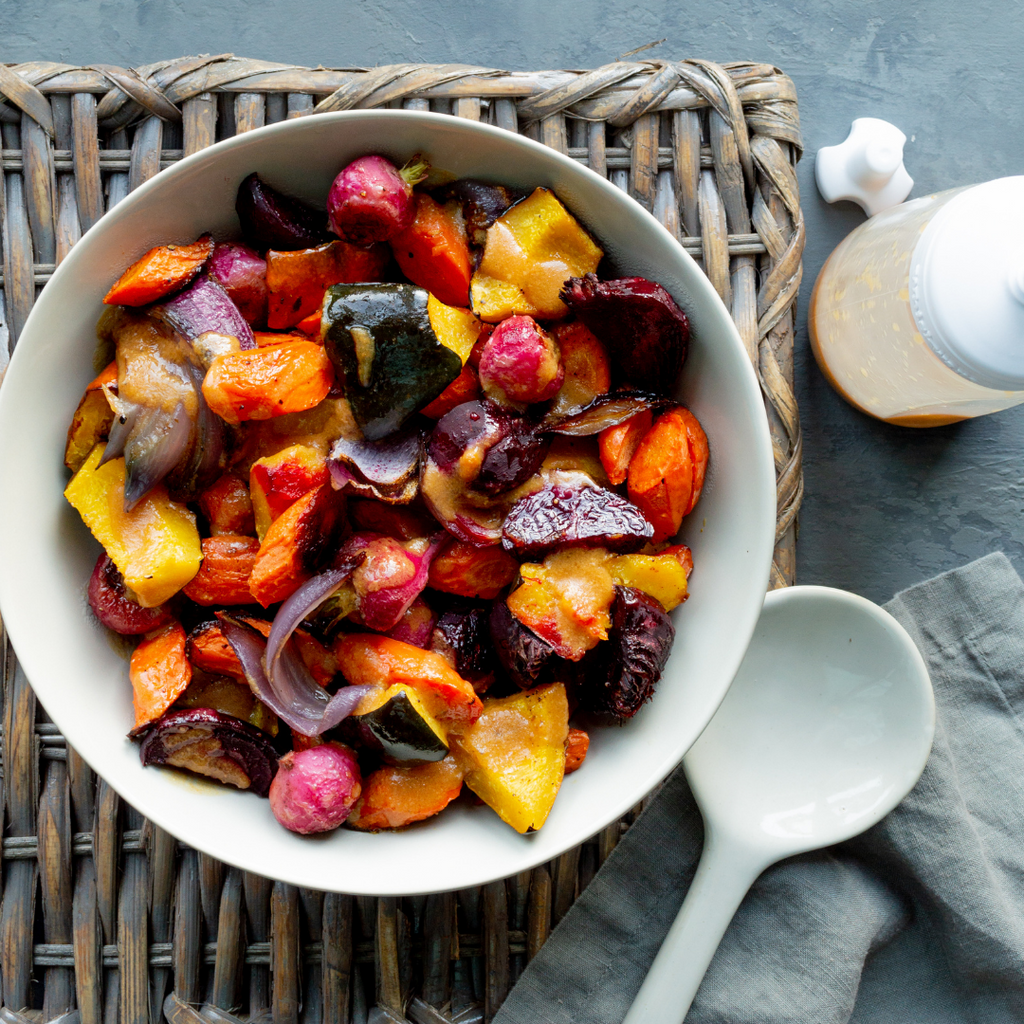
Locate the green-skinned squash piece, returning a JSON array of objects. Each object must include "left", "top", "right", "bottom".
[
  {"left": 323, "top": 283, "right": 462, "bottom": 440},
  {"left": 355, "top": 683, "right": 450, "bottom": 767}
]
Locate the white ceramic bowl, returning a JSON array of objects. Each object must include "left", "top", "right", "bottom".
[{"left": 0, "top": 111, "right": 775, "bottom": 895}]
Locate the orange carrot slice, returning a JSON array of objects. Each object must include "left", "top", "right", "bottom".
[
  {"left": 392, "top": 194, "right": 472, "bottom": 308},
  {"left": 129, "top": 621, "right": 191, "bottom": 733},
  {"left": 104, "top": 235, "right": 213, "bottom": 307}
]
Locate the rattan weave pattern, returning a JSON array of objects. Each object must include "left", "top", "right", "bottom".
[{"left": 0, "top": 55, "right": 803, "bottom": 1024}]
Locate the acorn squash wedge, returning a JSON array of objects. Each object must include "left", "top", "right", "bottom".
[{"left": 355, "top": 682, "right": 449, "bottom": 766}]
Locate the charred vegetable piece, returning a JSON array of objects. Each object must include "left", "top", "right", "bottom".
[
  {"left": 581, "top": 586, "right": 675, "bottom": 719},
  {"left": 129, "top": 621, "right": 192, "bottom": 733},
  {"left": 64, "top": 445, "right": 202, "bottom": 608},
  {"left": 434, "top": 179, "right": 517, "bottom": 247},
  {"left": 355, "top": 683, "right": 449, "bottom": 766},
  {"left": 88, "top": 553, "right": 173, "bottom": 635},
  {"left": 249, "top": 444, "right": 329, "bottom": 540},
  {"left": 428, "top": 539, "right": 518, "bottom": 600},
  {"left": 202, "top": 340, "right": 334, "bottom": 426},
  {"left": 265, "top": 240, "right": 389, "bottom": 330},
  {"left": 559, "top": 274, "right": 689, "bottom": 393},
  {"left": 175, "top": 675, "right": 278, "bottom": 735},
  {"left": 543, "top": 390, "right": 672, "bottom": 437},
  {"left": 198, "top": 473, "right": 256, "bottom": 536},
  {"left": 392, "top": 193, "right": 472, "bottom": 307},
  {"left": 236, "top": 173, "right": 328, "bottom": 252},
  {"left": 327, "top": 154, "right": 427, "bottom": 245},
  {"left": 564, "top": 727, "right": 590, "bottom": 773},
  {"left": 104, "top": 234, "right": 213, "bottom": 307},
  {"left": 182, "top": 535, "right": 260, "bottom": 606},
  {"left": 152, "top": 274, "right": 256, "bottom": 350},
  {"left": 431, "top": 605, "right": 497, "bottom": 692},
  {"left": 65, "top": 362, "right": 117, "bottom": 472},
  {"left": 328, "top": 425, "right": 422, "bottom": 504},
  {"left": 478, "top": 315, "right": 564, "bottom": 406},
  {"left": 502, "top": 484, "right": 653, "bottom": 558},
  {"left": 347, "top": 754, "right": 464, "bottom": 831},
  {"left": 140, "top": 707, "right": 279, "bottom": 795},
  {"left": 489, "top": 599, "right": 562, "bottom": 690},
  {"left": 248, "top": 484, "right": 344, "bottom": 606},
  {"left": 453, "top": 682, "right": 569, "bottom": 834},
  {"left": 599, "top": 410, "right": 653, "bottom": 486},
  {"left": 269, "top": 742, "right": 362, "bottom": 833},
  {"left": 322, "top": 283, "right": 463, "bottom": 440},
  {"left": 470, "top": 188, "right": 603, "bottom": 322},
  {"left": 209, "top": 242, "right": 268, "bottom": 324}
]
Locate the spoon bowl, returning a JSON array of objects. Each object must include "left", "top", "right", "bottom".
[{"left": 624, "top": 586, "right": 934, "bottom": 1024}]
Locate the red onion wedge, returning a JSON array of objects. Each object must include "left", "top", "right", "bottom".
[
  {"left": 219, "top": 613, "right": 370, "bottom": 737},
  {"left": 541, "top": 390, "right": 673, "bottom": 436},
  {"left": 152, "top": 275, "right": 256, "bottom": 350},
  {"left": 328, "top": 426, "right": 422, "bottom": 504},
  {"left": 123, "top": 401, "right": 191, "bottom": 511}
]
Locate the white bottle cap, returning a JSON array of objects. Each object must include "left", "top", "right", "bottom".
[
  {"left": 910, "top": 177, "right": 1024, "bottom": 391},
  {"left": 815, "top": 118, "right": 914, "bottom": 216}
]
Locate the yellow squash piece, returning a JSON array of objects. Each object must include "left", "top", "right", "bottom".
[
  {"left": 454, "top": 682, "right": 569, "bottom": 834},
  {"left": 427, "top": 294, "right": 486, "bottom": 364},
  {"left": 608, "top": 552, "right": 690, "bottom": 611},
  {"left": 470, "top": 188, "right": 603, "bottom": 322},
  {"left": 64, "top": 444, "right": 202, "bottom": 607}
]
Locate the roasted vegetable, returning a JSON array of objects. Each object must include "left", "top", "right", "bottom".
[
  {"left": 182, "top": 535, "right": 260, "bottom": 605},
  {"left": 427, "top": 539, "right": 518, "bottom": 600},
  {"left": 392, "top": 193, "right": 472, "bottom": 307},
  {"left": 152, "top": 274, "right": 256, "bottom": 350},
  {"left": 327, "top": 425, "right": 422, "bottom": 504},
  {"left": 139, "top": 707, "right": 278, "bottom": 795},
  {"left": 103, "top": 234, "right": 213, "bottom": 307},
  {"left": 322, "top": 283, "right": 462, "bottom": 440},
  {"left": 249, "top": 444, "right": 329, "bottom": 540},
  {"left": 546, "top": 321, "right": 612, "bottom": 420},
  {"left": 348, "top": 499, "right": 435, "bottom": 541},
  {"left": 453, "top": 682, "right": 569, "bottom": 834},
  {"left": 426, "top": 294, "right": 487, "bottom": 364},
  {"left": 129, "top": 621, "right": 192, "bottom": 732},
  {"left": 347, "top": 754, "right": 464, "bottom": 831},
  {"left": 175, "top": 675, "right": 278, "bottom": 735},
  {"left": 599, "top": 410, "right": 653, "bottom": 486},
  {"left": 607, "top": 548, "right": 691, "bottom": 612},
  {"left": 236, "top": 173, "right": 328, "bottom": 252},
  {"left": 431, "top": 604, "right": 497, "bottom": 692},
  {"left": 564, "top": 727, "right": 589, "bottom": 773},
  {"left": 328, "top": 154, "right": 428, "bottom": 244},
  {"left": 88, "top": 553, "right": 173, "bottom": 635},
  {"left": 580, "top": 586, "right": 675, "bottom": 718},
  {"left": 434, "top": 179, "right": 517, "bottom": 247},
  {"left": 386, "top": 596, "right": 436, "bottom": 648},
  {"left": 197, "top": 473, "right": 256, "bottom": 536},
  {"left": 420, "top": 364, "right": 480, "bottom": 420},
  {"left": 560, "top": 275, "right": 689, "bottom": 393},
  {"left": 489, "top": 600, "right": 562, "bottom": 690},
  {"left": 502, "top": 484, "right": 653, "bottom": 558},
  {"left": 478, "top": 315, "right": 563, "bottom": 405},
  {"left": 65, "top": 361, "right": 117, "bottom": 472},
  {"left": 470, "top": 188, "right": 603, "bottom": 322},
  {"left": 544, "top": 390, "right": 670, "bottom": 437},
  {"left": 65, "top": 446, "right": 202, "bottom": 607},
  {"left": 265, "top": 240, "right": 389, "bottom": 330},
  {"left": 269, "top": 743, "right": 362, "bottom": 833},
  {"left": 355, "top": 683, "right": 449, "bottom": 766},
  {"left": 209, "top": 242, "right": 268, "bottom": 324},
  {"left": 248, "top": 484, "right": 344, "bottom": 606},
  {"left": 202, "top": 340, "right": 334, "bottom": 426}
]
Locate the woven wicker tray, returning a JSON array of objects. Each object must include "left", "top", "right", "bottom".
[{"left": 0, "top": 56, "right": 803, "bottom": 1024}]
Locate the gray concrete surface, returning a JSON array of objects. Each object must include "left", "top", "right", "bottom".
[{"left": 6, "top": 0, "right": 1024, "bottom": 603}]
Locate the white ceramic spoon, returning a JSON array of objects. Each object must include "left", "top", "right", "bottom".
[{"left": 623, "top": 585, "right": 935, "bottom": 1024}]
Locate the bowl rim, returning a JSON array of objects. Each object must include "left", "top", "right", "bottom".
[{"left": 0, "top": 108, "right": 776, "bottom": 894}]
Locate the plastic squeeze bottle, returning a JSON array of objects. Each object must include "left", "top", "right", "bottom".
[{"left": 810, "top": 127, "right": 1024, "bottom": 425}]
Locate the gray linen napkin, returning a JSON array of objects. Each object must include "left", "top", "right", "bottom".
[{"left": 493, "top": 551, "right": 1024, "bottom": 1024}]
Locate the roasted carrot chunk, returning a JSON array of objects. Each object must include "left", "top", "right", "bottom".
[
  {"left": 202, "top": 341, "right": 334, "bottom": 425},
  {"left": 551, "top": 321, "right": 612, "bottom": 413},
  {"left": 564, "top": 727, "right": 590, "bottom": 773},
  {"left": 428, "top": 539, "right": 519, "bottom": 600},
  {"left": 294, "top": 306, "right": 323, "bottom": 337},
  {"left": 676, "top": 407, "right": 709, "bottom": 515},
  {"left": 103, "top": 235, "right": 213, "bottom": 307},
  {"left": 129, "top": 621, "right": 191, "bottom": 733},
  {"left": 197, "top": 473, "right": 255, "bottom": 536},
  {"left": 391, "top": 194, "right": 472, "bottom": 308},
  {"left": 248, "top": 484, "right": 343, "bottom": 606},
  {"left": 627, "top": 407, "right": 703, "bottom": 543},
  {"left": 266, "top": 240, "right": 389, "bottom": 329},
  {"left": 420, "top": 363, "right": 481, "bottom": 419},
  {"left": 599, "top": 409, "right": 653, "bottom": 486},
  {"left": 249, "top": 444, "right": 329, "bottom": 541},
  {"left": 347, "top": 754, "right": 464, "bottom": 831},
  {"left": 182, "top": 535, "right": 260, "bottom": 606}
]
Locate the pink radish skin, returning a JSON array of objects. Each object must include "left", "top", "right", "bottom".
[
  {"left": 209, "top": 242, "right": 268, "bottom": 324},
  {"left": 327, "top": 155, "right": 422, "bottom": 245},
  {"left": 479, "top": 316, "right": 564, "bottom": 405},
  {"left": 269, "top": 743, "right": 362, "bottom": 834}
]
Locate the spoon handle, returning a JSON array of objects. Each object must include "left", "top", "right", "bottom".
[{"left": 622, "top": 832, "right": 768, "bottom": 1024}]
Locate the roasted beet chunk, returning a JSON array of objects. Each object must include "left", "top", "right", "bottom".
[
  {"left": 560, "top": 274, "right": 689, "bottom": 393},
  {"left": 88, "top": 553, "right": 173, "bottom": 635},
  {"left": 502, "top": 485, "right": 653, "bottom": 558},
  {"left": 236, "top": 173, "right": 328, "bottom": 252},
  {"left": 138, "top": 708, "right": 279, "bottom": 796},
  {"left": 582, "top": 586, "right": 675, "bottom": 718},
  {"left": 432, "top": 604, "right": 498, "bottom": 691},
  {"left": 475, "top": 417, "right": 549, "bottom": 496},
  {"left": 490, "top": 600, "right": 560, "bottom": 690}
]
